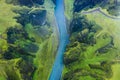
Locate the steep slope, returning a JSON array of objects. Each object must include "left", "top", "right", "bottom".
[
  {"left": 63, "top": 0, "right": 120, "bottom": 80},
  {"left": 0, "top": 0, "right": 58, "bottom": 80}
]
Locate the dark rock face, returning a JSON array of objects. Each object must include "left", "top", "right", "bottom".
[
  {"left": 18, "top": 60, "right": 35, "bottom": 80},
  {"left": 19, "top": 0, "right": 44, "bottom": 6},
  {"left": 52, "top": 0, "right": 56, "bottom": 4},
  {"left": 69, "top": 15, "right": 95, "bottom": 34},
  {"left": 29, "top": 10, "right": 46, "bottom": 26},
  {"left": 33, "top": 0, "right": 44, "bottom": 5},
  {"left": 7, "top": 27, "right": 29, "bottom": 44},
  {"left": 18, "top": 0, "right": 33, "bottom": 6},
  {"left": 63, "top": 17, "right": 114, "bottom": 80},
  {"left": 4, "top": 27, "right": 39, "bottom": 59},
  {"left": 64, "top": 50, "right": 80, "bottom": 65},
  {"left": 6, "top": 0, "right": 44, "bottom": 6},
  {"left": 74, "top": 0, "right": 104, "bottom": 12},
  {"left": 15, "top": 9, "right": 46, "bottom": 26},
  {"left": 70, "top": 17, "right": 83, "bottom": 33},
  {"left": 73, "top": 0, "right": 119, "bottom": 16}
]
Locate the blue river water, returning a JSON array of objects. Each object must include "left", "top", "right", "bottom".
[{"left": 49, "top": 0, "right": 69, "bottom": 80}]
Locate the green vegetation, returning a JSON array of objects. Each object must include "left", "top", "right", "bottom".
[
  {"left": 63, "top": 0, "right": 120, "bottom": 79},
  {"left": 0, "top": 0, "right": 58, "bottom": 80},
  {"left": 73, "top": 0, "right": 104, "bottom": 12},
  {"left": 0, "top": 39, "right": 8, "bottom": 54},
  {"left": 108, "top": 64, "right": 120, "bottom": 80},
  {"left": 0, "top": 58, "right": 34, "bottom": 80},
  {"left": 73, "top": 0, "right": 120, "bottom": 16},
  {"left": 6, "top": 0, "right": 44, "bottom": 6},
  {"left": 83, "top": 8, "right": 120, "bottom": 48},
  {"left": 1, "top": 0, "right": 120, "bottom": 80},
  {"left": 0, "top": 0, "right": 19, "bottom": 33},
  {"left": 82, "top": 8, "right": 120, "bottom": 80},
  {"left": 62, "top": 15, "right": 118, "bottom": 80},
  {"left": 32, "top": 0, "right": 58, "bottom": 80},
  {"left": 33, "top": 35, "right": 58, "bottom": 80},
  {"left": 64, "top": 0, "right": 74, "bottom": 20}
]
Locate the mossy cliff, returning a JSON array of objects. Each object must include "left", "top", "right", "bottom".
[
  {"left": 0, "top": 0, "right": 58, "bottom": 80},
  {"left": 63, "top": 0, "right": 120, "bottom": 80}
]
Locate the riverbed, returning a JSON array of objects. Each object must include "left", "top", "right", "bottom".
[{"left": 49, "top": 0, "right": 69, "bottom": 80}]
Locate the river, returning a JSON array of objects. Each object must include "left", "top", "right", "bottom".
[{"left": 49, "top": 0, "right": 69, "bottom": 80}]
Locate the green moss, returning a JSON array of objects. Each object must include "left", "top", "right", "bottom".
[
  {"left": 33, "top": 34, "right": 58, "bottom": 80},
  {"left": 64, "top": 0, "right": 74, "bottom": 20},
  {"left": 0, "top": 39, "right": 8, "bottom": 54},
  {"left": 32, "top": 1, "right": 58, "bottom": 79},
  {"left": 0, "top": 0, "right": 19, "bottom": 33},
  {"left": 109, "top": 64, "right": 120, "bottom": 80},
  {"left": 0, "top": 58, "right": 22, "bottom": 80},
  {"left": 62, "top": 15, "right": 117, "bottom": 80},
  {"left": 81, "top": 8, "right": 120, "bottom": 80},
  {"left": 25, "top": 24, "right": 42, "bottom": 43},
  {"left": 0, "top": 0, "right": 58, "bottom": 80},
  {"left": 78, "top": 76, "right": 96, "bottom": 80}
]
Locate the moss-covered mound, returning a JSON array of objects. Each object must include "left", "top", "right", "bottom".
[
  {"left": 62, "top": 15, "right": 118, "bottom": 80},
  {"left": 0, "top": 0, "right": 58, "bottom": 80},
  {"left": 63, "top": 0, "right": 120, "bottom": 79}
]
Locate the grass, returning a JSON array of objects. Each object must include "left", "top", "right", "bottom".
[
  {"left": 82, "top": 8, "right": 120, "bottom": 48},
  {"left": 78, "top": 76, "right": 96, "bottom": 80},
  {"left": 33, "top": 34, "right": 58, "bottom": 80},
  {"left": 0, "top": 0, "right": 58, "bottom": 80},
  {"left": 0, "top": 58, "right": 22, "bottom": 80},
  {"left": 64, "top": 0, "right": 74, "bottom": 20},
  {"left": 0, "top": 1, "right": 23, "bottom": 79},
  {"left": 0, "top": 38, "right": 8, "bottom": 53},
  {"left": 67, "top": 34, "right": 115, "bottom": 71},
  {"left": 63, "top": 35, "right": 116, "bottom": 79},
  {"left": 109, "top": 64, "right": 120, "bottom": 80},
  {"left": 25, "top": 24, "right": 43, "bottom": 43},
  {"left": 0, "top": 0, "right": 19, "bottom": 33},
  {"left": 62, "top": 8, "right": 120, "bottom": 79},
  {"left": 82, "top": 8, "right": 120, "bottom": 80},
  {"left": 84, "top": 33, "right": 112, "bottom": 59},
  {"left": 25, "top": 23, "right": 58, "bottom": 80},
  {"left": 32, "top": 0, "right": 59, "bottom": 79}
]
